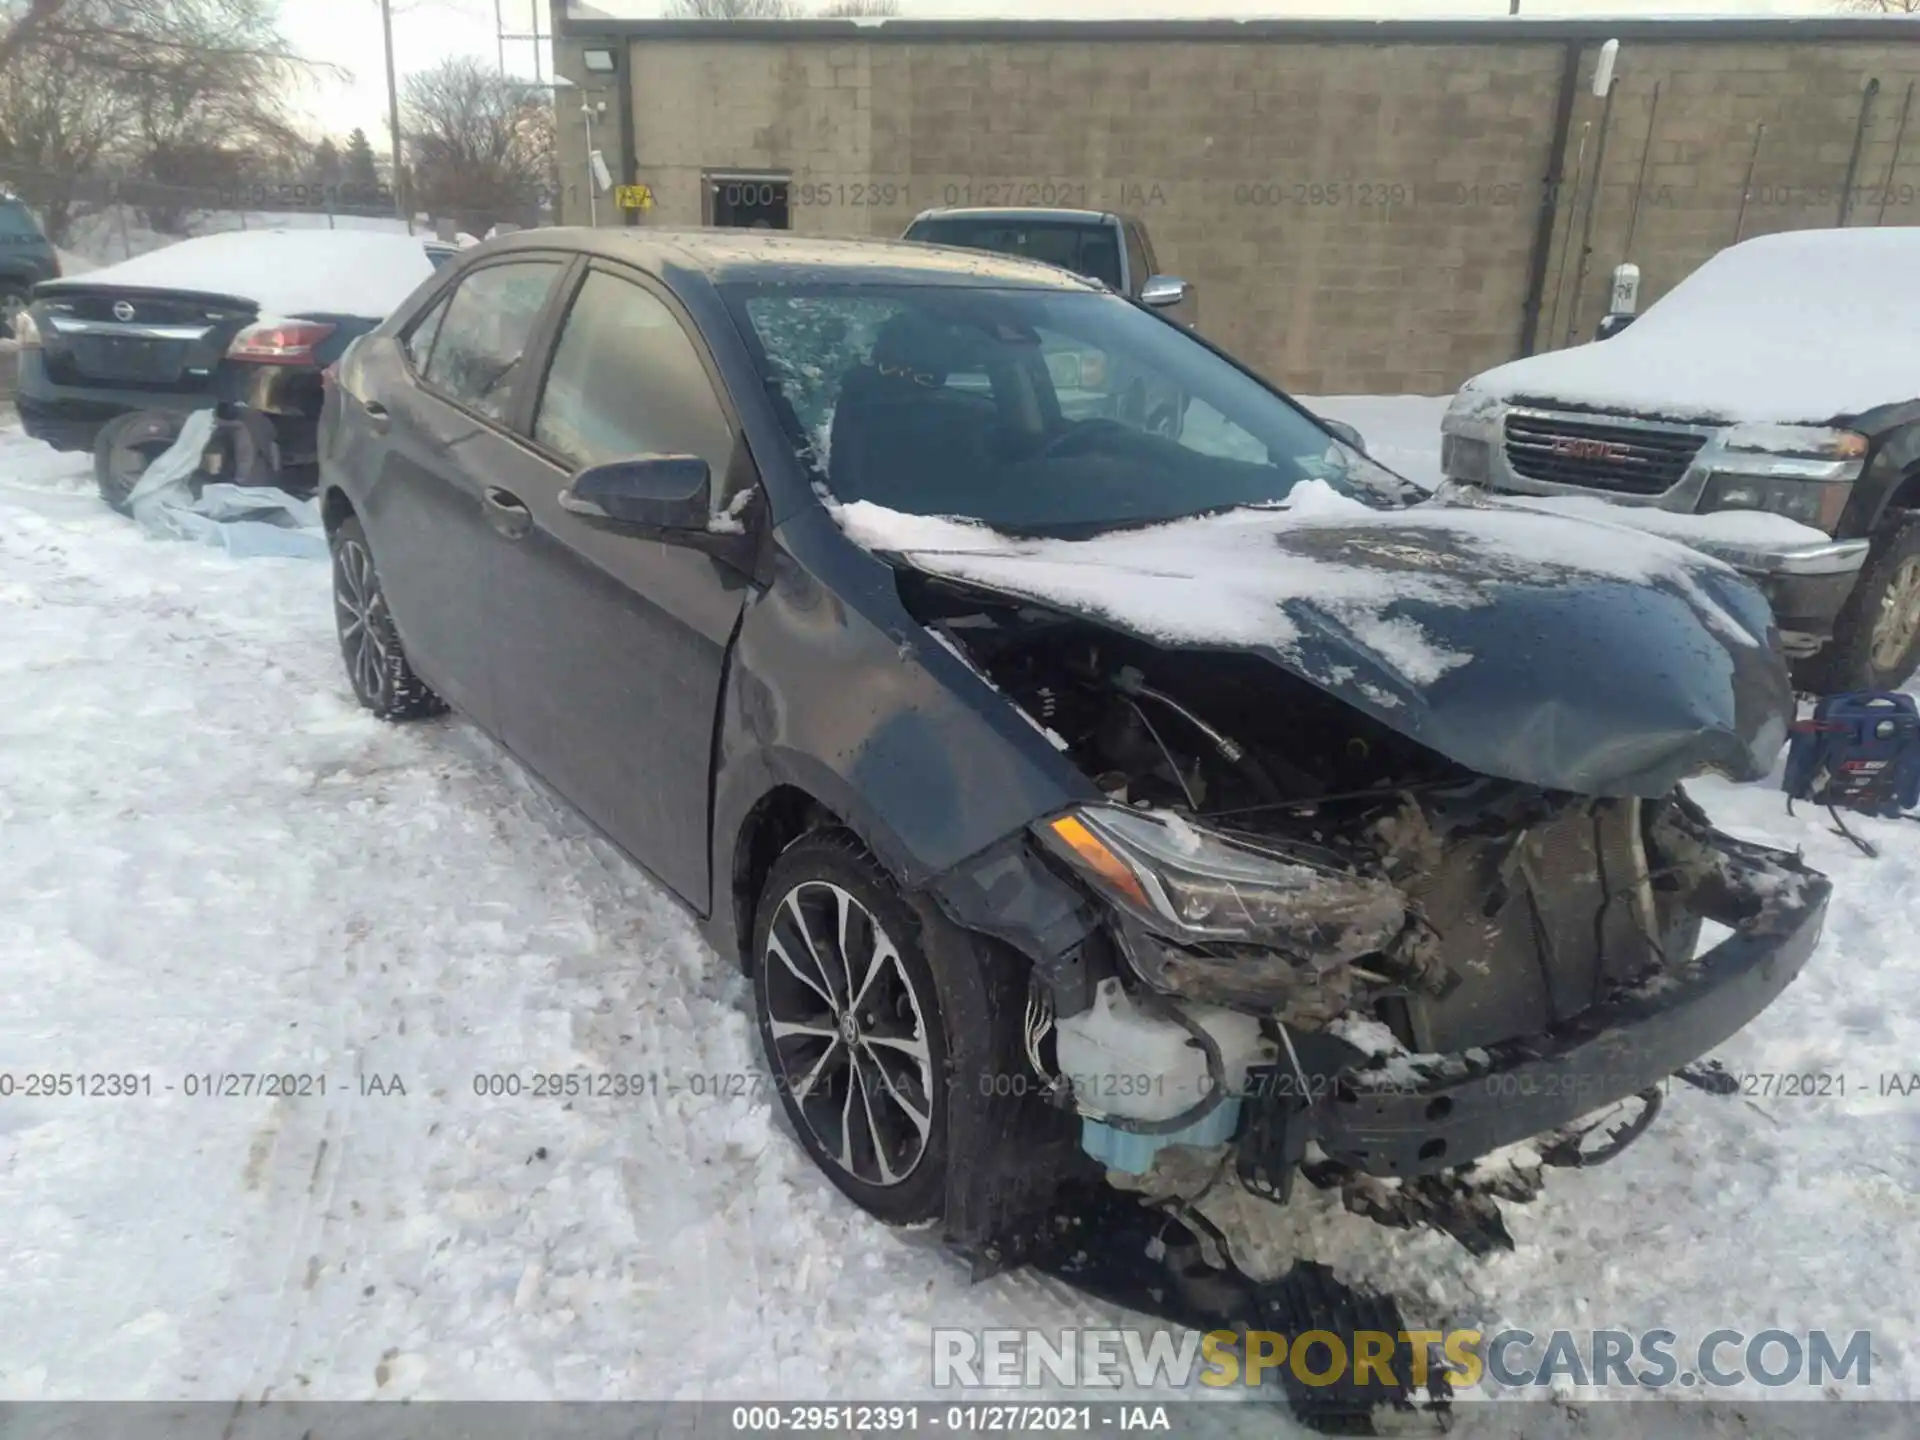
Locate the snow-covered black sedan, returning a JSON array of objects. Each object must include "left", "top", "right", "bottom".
[
  {"left": 16, "top": 228, "right": 457, "bottom": 507},
  {"left": 318, "top": 228, "right": 1829, "bottom": 1302}
]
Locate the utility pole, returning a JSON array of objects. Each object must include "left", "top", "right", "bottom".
[
  {"left": 380, "top": 0, "right": 411, "bottom": 233},
  {"left": 582, "top": 102, "right": 599, "bottom": 227}
]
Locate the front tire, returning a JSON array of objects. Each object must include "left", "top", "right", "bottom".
[
  {"left": 751, "top": 831, "right": 953, "bottom": 1225},
  {"left": 329, "top": 514, "right": 448, "bottom": 721},
  {"left": 1804, "top": 515, "right": 1920, "bottom": 694}
]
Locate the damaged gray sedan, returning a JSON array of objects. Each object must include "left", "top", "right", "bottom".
[{"left": 320, "top": 231, "right": 1829, "bottom": 1296}]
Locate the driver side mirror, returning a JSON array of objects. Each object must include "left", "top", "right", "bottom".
[
  {"left": 1321, "top": 418, "right": 1369, "bottom": 456},
  {"left": 560, "top": 454, "right": 710, "bottom": 530}
]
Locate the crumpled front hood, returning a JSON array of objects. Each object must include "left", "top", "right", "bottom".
[{"left": 839, "top": 487, "right": 1793, "bottom": 797}]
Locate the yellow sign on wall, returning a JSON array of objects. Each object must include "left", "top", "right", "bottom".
[{"left": 614, "top": 184, "right": 654, "bottom": 211}]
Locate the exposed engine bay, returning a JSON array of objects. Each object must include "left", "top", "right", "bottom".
[{"left": 905, "top": 571, "right": 1827, "bottom": 1239}]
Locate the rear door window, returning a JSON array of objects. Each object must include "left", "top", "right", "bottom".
[{"left": 420, "top": 259, "right": 563, "bottom": 423}]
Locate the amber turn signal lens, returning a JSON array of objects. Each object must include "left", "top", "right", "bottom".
[{"left": 1048, "top": 814, "right": 1151, "bottom": 911}]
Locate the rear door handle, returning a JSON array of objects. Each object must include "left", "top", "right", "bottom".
[
  {"left": 483, "top": 486, "right": 533, "bottom": 540},
  {"left": 362, "top": 400, "right": 390, "bottom": 433}
]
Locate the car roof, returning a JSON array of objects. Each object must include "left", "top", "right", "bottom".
[
  {"left": 909, "top": 206, "right": 1122, "bottom": 226},
  {"left": 472, "top": 226, "right": 1106, "bottom": 293}
]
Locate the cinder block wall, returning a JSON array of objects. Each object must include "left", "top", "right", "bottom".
[{"left": 552, "top": 18, "right": 1920, "bottom": 395}]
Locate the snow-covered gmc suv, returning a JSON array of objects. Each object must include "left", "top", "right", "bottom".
[{"left": 1440, "top": 227, "right": 1920, "bottom": 692}]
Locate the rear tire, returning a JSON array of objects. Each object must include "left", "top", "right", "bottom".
[
  {"left": 751, "top": 831, "right": 962, "bottom": 1226},
  {"left": 1800, "top": 515, "right": 1920, "bottom": 694},
  {"left": 329, "top": 514, "right": 448, "bottom": 722},
  {"left": 92, "top": 409, "right": 188, "bottom": 515}
]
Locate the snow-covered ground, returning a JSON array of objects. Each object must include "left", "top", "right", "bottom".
[{"left": 2, "top": 405, "right": 1917, "bottom": 1424}]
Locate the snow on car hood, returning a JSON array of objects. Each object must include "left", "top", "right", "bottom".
[
  {"left": 838, "top": 481, "right": 1794, "bottom": 798},
  {"left": 37, "top": 229, "right": 443, "bottom": 319},
  {"left": 1460, "top": 227, "right": 1920, "bottom": 426}
]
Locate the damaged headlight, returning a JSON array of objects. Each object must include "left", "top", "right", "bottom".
[{"left": 1034, "top": 805, "right": 1405, "bottom": 952}]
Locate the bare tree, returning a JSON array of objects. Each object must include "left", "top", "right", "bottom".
[
  {"left": 0, "top": 32, "right": 121, "bottom": 240},
  {"left": 0, "top": 0, "right": 315, "bottom": 239},
  {"left": 118, "top": 0, "right": 309, "bottom": 228},
  {"left": 0, "top": 0, "right": 66, "bottom": 78},
  {"left": 402, "top": 57, "right": 554, "bottom": 235},
  {"left": 1840, "top": 0, "right": 1920, "bottom": 10},
  {"left": 664, "top": 0, "right": 804, "bottom": 17},
  {"left": 819, "top": 0, "right": 899, "bottom": 13}
]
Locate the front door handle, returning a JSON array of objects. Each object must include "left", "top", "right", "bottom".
[
  {"left": 483, "top": 486, "right": 533, "bottom": 540},
  {"left": 362, "top": 401, "right": 390, "bottom": 434}
]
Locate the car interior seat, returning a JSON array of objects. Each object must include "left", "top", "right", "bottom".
[{"left": 827, "top": 312, "right": 1001, "bottom": 511}]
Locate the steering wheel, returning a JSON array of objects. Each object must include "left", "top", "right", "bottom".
[{"left": 1031, "top": 418, "right": 1134, "bottom": 460}]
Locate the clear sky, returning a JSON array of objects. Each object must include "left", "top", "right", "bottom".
[{"left": 284, "top": 0, "right": 1845, "bottom": 145}]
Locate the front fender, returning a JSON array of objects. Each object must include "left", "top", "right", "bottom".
[
  {"left": 703, "top": 509, "right": 1094, "bottom": 968},
  {"left": 1838, "top": 405, "right": 1920, "bottom": 539}
]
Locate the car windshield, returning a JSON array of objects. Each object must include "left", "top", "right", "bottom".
[
  {"left": 906, "top": 217, "right": 1125, "bottom": 289},
  {"left": 723, "top": 283, "right": 1409, "bottom": 535}
]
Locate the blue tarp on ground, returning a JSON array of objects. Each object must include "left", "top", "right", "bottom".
[{"left": 126, "top": 408, "right": 327, "bottom": 560}]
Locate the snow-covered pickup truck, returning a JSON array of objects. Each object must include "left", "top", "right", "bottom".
[{"left": 1439, "top": 227, "right": 1920, "bottom": 691}]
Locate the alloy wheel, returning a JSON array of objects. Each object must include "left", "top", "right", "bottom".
[
  {"left": 333, "top": 538, "right": 393, "bottom": 703},
  {"left": 761, "top": 881, "right": 935, "bottom": 1188},
  {"left": 1869, "top": 556, "right": 1920, "bottom": 674}
]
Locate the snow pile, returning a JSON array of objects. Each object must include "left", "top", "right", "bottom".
[
  {"left": 61, "top": 210, "right": 415, "bottom": 270},
  {"left": 1460, "top": 226, "right": 1920, "bottom": 425},
  {"left": 40, "top": 228, "right": 444, "bottom": 319}
]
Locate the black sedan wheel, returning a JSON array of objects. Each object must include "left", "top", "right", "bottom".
[
  {"left": 92, "top": 409, "right": 190, "bottom": 516},
  {"left": 752, "top": 832, "right": 949, "bottom": 1223},
  {"left": 330, "top": 514, "right": 448, "bottom": 722}
]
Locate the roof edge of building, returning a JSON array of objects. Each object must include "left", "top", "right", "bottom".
[{"left": 556, "top": 13, "right": 1920, "bottom": 46}]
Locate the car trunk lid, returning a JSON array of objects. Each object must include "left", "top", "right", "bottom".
[{"left": 33, "top": 285, "right": 258, "bottom": 391}]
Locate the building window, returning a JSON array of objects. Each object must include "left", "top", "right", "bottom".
[{"left": 705, "top": 172, "right": 791, "bottom": 230}]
